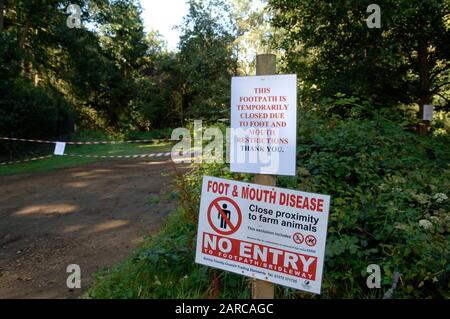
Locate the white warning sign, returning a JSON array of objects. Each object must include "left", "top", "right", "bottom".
[
  {"left": 195, "top": 176, "right": 331, "bottom": 294},
  {"left": 53, "top": 142, "right": 66, "bottom": 156},
  {"left": 229, "top": 74, "right": 297, "bottom": 176}
]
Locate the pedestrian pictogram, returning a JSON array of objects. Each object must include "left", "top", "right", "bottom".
[
  {"left": 207, "top": 196, "right": 242, "bottom": 236},
  {"left": 292, "top": 232, "right": 304, "bottom": 244},
  {"left": 218, "top": 203, "right": 231, "bottom": 229},
  {"left": 305, "top": 235, "right": 317, "bottom": 247}
]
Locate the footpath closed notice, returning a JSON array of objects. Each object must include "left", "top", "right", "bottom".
[
  {"left": 230, "top": 74, "right": 297, "bottom": 176},
  {"left": 195, "top": 176, "right": 330, "bottom": 294}
]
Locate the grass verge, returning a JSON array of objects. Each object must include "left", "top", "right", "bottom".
[{"left": 86, "top": 208, "right": 251, "bottom": 299}]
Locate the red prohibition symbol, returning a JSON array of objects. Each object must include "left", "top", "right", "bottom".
[
  {"left": 292, "top": 232, "right": 304, "bottom": 244},
  {"left": 305, "top": 234, "right": 317, "bottom": 247},
  {"left": 207, "top": 196, "right": 242, "bottom": 236}
]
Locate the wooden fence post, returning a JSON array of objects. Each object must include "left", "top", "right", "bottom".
[
  {"left": 418, "top": 122, "right": 429, "bottom": 136},
  {"left": 251, "top": 53, "right": 277, "bottom": 299}
]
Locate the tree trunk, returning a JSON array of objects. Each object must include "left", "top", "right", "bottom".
[
  {"left": 18, "top": 20, "right": 30, "bottom": 51},
  {"left": 32, "top": 69, "right": 40, "bottom": 85},
  {"left": 180, "top": 95, "right": 187, "bottom": 127},
  {"left": 0, "top": 0, "right": 4, "bottom": 33},
  {"left": 417, "top": 39, "right": 431, "bottom": 118},
  {"left": 180, "top": 86, "right": 190, "bottom": 126}
]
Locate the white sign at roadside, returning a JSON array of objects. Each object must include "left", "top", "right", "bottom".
[
  {"left": 54, "top": 142, "right": 66, "bottom": 155},
  {"left": 230, "top": 74, "right": 297, "bottom": 176},
  {"left": 195, "top": 176, "right": 330, "bottom": 294}
]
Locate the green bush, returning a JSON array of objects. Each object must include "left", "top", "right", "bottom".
[
  {"left": 284, "top": 110, "right": 449, "bottom": 298},
  {"left": 87, "top": 209, "right": 250, "bottom": 299}
]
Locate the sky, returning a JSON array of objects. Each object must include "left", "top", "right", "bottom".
[{"left": 139, "top": 0, "right": 190, "bottom": 51}]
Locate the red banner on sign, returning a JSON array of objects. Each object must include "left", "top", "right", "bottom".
[{"left": 202, "top": 232, "right": 317, "bottom": 280}]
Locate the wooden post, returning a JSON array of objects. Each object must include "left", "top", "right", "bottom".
[
  {"left": 251, "top": 53, "right": 276, "bottom": 299},
  {"left": 418, "top": 122, "right": 428, "bottom": 136}
]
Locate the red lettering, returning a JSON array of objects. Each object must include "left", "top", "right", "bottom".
[
  {"left": 278, "top": 192, "right": 324, "bottom": 213},
  {"left": 202, "top": 233, "right": 317, "bottom": 279}
]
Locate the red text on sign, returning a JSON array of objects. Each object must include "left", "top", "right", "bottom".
[
  {"left": 207, "top": 180, "right": 230, "bottom": 195},
  {"left": 202, "top": 233, "right": 317, "bottom": 280}
]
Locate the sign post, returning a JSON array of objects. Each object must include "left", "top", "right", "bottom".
[{"left": 253, "top": 54, "right": 277, "bottom": 299}]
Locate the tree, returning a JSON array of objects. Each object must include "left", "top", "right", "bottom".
[
  {"left": 231, "top": 0, "right": 276, "bottom": 75},
  {"left": 89, "top": 0, "right": 149, "bottom": 128},
  {"left": 269, "top": 0, "right": 450, "bottom": 116},
  {"left": 135, "top": 33, "right": 182, "bottom": 129},
  {"left": 0, "top": 0, "right": 4, "bottom": 33},
  {"left": 176, "top": 0, "right": 238, "bottom": 123},
  {"left": 0, "top": 0, "right": 156, "bottom": 137},
  {"left": 0, "top": 0, "right": 81, "bottom": 142}
]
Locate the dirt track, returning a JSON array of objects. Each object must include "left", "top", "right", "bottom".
[{"left": 0, "top": 158, "right": 186, "bottom": 299}]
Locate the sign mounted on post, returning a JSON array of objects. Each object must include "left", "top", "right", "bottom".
[
  {"left": 195, "top": 176, "right": 330, "bottom": 294},
  {"left": 230, "top": 74, "right": 297, "bottom": 176},
  {"left": 423, "top": 104, "right": 434, "bottom": 121}
]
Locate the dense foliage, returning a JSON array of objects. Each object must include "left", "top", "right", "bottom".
[
  {"left": 270, "top": 0, "right": 450, "bottom": 116},
  {"left": 0, "top": 0, "right": 243, "bottom": 144},
  {"left": 88, "top": 107, "right": 449, "bottom": 299}
]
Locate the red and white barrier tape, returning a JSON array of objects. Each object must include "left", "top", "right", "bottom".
[
  {"left": 0, "top": 137, "right": 161, "bottom": 145},
  {"left": 0, "top": 155, "right": 54, "bottom": 166},
  {"left": 62, "top": 152, "right": 172, "bottom": 159},
  {"left": 0, "top": 152, "right": 173, "bottom": 166}
]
